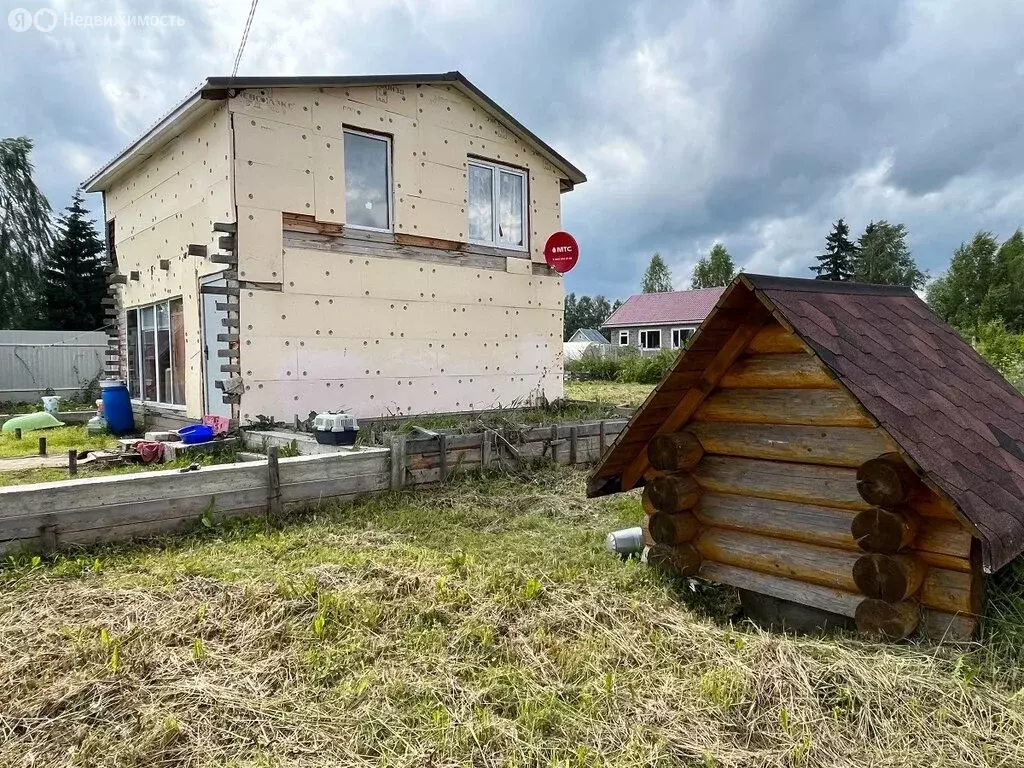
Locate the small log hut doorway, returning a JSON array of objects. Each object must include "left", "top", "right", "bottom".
[{"left": 589, "top": 274, "right": 1024, "bottom": 641}]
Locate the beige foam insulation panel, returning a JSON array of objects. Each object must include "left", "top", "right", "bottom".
[
  {"left": 229, "top": 82, "right": 568, "bottom": 264},
  {"left": 227, "top": 82, "right": 571, "bottom": 420},
  {"left": 236, "top": 248, "right": 564, "bottom": 420},
  {"left": 102, "top": 103, "right": 235, "bottom": 418}
]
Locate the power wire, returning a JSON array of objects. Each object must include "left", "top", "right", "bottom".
[{"left": 231, "top": 0, "right": 260, "bottom": 78}]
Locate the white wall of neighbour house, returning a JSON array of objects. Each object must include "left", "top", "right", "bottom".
[
  {"left": 103, "top": 103, "right": 234, "bottom": 419},
  {"left": 229, "top": 83, "right": 567, "bottom": 422}
]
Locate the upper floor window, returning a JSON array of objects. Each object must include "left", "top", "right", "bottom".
[
  {"left": 468, "top": 159, "right": 527, "bottom": 250},
  {"left": 344, "top": 128, "right": 391, "bottom": 231}
]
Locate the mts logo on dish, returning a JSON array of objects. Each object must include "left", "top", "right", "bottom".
[{"left": 550, "top": 246, "right": 574, "bottom": 253}]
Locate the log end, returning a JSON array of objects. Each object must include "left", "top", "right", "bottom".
[
  {"left": 856, "top": 454, "right": 915, "bottom": 507},
  {"left": 853, "top": 553, "right": 925, "bottom": 602},
  {"left": 648, "top": 432, "right": 704, "bottom": 472},
  {"left": 645, "top": 543, "right": 702, "bottom": 578},
  {"left": 647, "top": 511, "right": 700, "bottom": 546},
  {"left": 855, "top": 598, "right": 920, "bottom": 640},
  {"left": 851, "top": 507, "right": 918, "bottom": 553},
  {"left": 646, "top": 473, "right": 701, "bottom": 514}
]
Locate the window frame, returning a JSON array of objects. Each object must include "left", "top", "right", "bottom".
[
  {"left": 639, "top": 329, "right": 662, "bottom": 350},
  {"left": 618, "top": 330, "right": 629, "bottom": 346},
  {"left": 125, "top": 298, "right": 186, "bottom": 410},
  {"left": 467, "top": 158, "right": 529, "bottom": 252},
  {"left": 343, "top": 127, "right": 394, "bottom": 234},
  {"left": 671, "top": 327, "right": 693, "bottom": 349}
]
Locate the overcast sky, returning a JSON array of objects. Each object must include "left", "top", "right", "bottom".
[{"left": 3, "top": 0, "right": 1023, "bottom": 299}]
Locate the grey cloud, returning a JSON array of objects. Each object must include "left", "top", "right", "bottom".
[{"left": 3, "top": 0, "right": 1023, "bottom": 300}]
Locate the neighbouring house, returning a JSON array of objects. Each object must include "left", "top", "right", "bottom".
[
  {"left": 563, "top": 328, "right": 610, "bottom": 362},
  {"left": 589, "top": 274, "right": 1024, "bottom": 641},
  {"left": 567, "top": 328, "right": 609, "bottom": 344},
  {"left": 82, "top": 72, "right": 585, "bottom": 426},
  {"left": 602, "top": 287, "right": 724, "bottom": 352}
]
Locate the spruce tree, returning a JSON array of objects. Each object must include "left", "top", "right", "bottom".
[
  {"left": 811, "top": 218, "right": 856, "bottom": 281},
  {"left": 40, "top": 190, "right": 108, "bottom": 331},
  {"left": 854, "top": 220, "right": 925, "bottom": 289},
  {"left": 0, "top": 137, "right": 52, "bottom": 327},
  {"left": 641, "top": 252, "right": 674, "bottom": 292}
]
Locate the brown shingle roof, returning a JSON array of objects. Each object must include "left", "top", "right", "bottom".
[{"left": 589, "top": 274, "right": 1024, "bottom": 572}]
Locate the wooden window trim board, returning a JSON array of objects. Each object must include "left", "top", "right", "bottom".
[{"left": 281, "top": 212, "right": 531, "bottom": 259}]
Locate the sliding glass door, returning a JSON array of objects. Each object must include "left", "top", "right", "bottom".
[{"left": 125, "top": 298, "right": 186, "bottom": 407}]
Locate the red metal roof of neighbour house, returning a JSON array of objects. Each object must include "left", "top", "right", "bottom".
[
  {"left": 602, "top": 288, "right": 726, "bottom": 328},
  {"left": 589, "top": 274, "right": 1024, "bottom": 573}
]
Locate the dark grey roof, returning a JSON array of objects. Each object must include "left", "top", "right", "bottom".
[{"left": 572, "top": 328, "right": 610, "bottom": 344}]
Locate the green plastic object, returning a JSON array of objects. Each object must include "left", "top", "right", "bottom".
[{"left": 1, "top": 411, "right": 65, "bottom": 434}]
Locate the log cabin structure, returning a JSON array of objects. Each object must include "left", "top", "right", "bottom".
[{"left": 589, "top": 274, "right": 1024, "bottom": 641}]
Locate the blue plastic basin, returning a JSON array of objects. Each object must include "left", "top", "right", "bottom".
[{"left": 178, "top": 424, "right": 214, "bottom": 444}]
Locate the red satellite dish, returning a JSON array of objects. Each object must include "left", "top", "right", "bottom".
[{"left": 544, "top": 231, "right": 579, "bottom": 273}]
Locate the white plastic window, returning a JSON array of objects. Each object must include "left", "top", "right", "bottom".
[
  {"left": 344, "top": 129, "right": 392, "bottom": 231},
  {"left": 467, "top": 159, "right": 527, "bottom": 250}
]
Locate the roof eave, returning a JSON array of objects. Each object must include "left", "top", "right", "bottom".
[
  {"left": 84, "top": 71, "right": 586, "bottom": 193},
  {"left": 601, "top": 321, "right": 705, "bottom": 328},
  {"left": 82, "top": 86, "right": 209, "bottom": 192}
]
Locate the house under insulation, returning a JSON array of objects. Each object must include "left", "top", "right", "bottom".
[{"left": 588, "top": 274, "right": 1024, "bottom": 641}]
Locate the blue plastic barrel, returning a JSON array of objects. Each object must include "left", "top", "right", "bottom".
[{"left": 100, "top": 379, "right": 135, "bottom": 435}]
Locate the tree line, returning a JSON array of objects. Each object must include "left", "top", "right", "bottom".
[
  {"left": 927, "top": 230, "right": 1024, "bottom": 385},
  {"left": 811, "top": 218, "right": 924, "bottom": 287},
  {"left": 0, "top": 137, "right": 108, "bottom": 331}
]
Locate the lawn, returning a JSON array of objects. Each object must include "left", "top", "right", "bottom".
[
  {"left": 565, "top": 380, "right": 654, "bottom": 407},
  {"left": 0, "top": 426, "right": 241, "bottom": 488},
  {"left": 0, "top": 425, "right": 115, "bottom": 460},
  {"left": 2, "top": 465, "right": 1023, "bottom": 766}
]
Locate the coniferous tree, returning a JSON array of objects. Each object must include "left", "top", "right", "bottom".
[
  {"left": 854, "top": 220, "right": 925, "bottom": 288},
  {"left": 40, "top": 190, "right": 107, "bottom": 330},
  {"left": 0, "top": 137, "right": 52, "bottom": 327},
  {"left": 810, "top": 218, "right": 856, "bottom": 281},
  {"left": 692, "top": 243, "right": 737, "bottom": 288},
  {"left": 641, "top": 252, "right": 674, "bottom": 293}
]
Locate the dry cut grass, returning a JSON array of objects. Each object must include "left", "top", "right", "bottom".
[
  {"left": 1, "top": 465, "right": 1023, "bottom": 767},
  {"left": 565, "top": 381, "right": 654, "bottom": 407}
]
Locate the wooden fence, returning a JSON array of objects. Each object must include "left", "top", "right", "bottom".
[{"left": 0, "top": 420, "right": 627, "bottom": 555}]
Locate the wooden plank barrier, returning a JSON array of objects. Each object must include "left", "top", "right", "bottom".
[{"left": 0, "top": 419, "right": 628, "bottom": 555}]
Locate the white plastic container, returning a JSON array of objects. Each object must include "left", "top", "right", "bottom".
[
  {"left": 312, "top": 412, "right": 359, "bottom": 446},
  {"left": 41, "top": 396, "right": 61, "bottom": 415}
]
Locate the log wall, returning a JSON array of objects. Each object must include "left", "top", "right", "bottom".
[{"left": 640, "top": 319, "right": 982, "bottom": 641}]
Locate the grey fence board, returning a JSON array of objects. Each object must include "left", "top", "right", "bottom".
[{"left": 0, "top": 330, "right": 106, "bottom": 402}]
